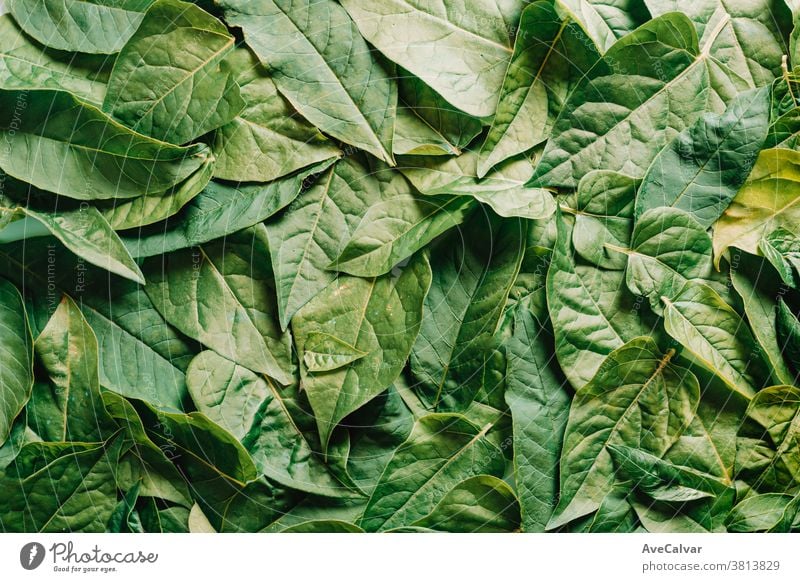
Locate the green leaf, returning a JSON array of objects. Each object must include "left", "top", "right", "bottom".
[
  {"left": 410, "top": 214, "right": 527, "bottom": 411},
  {"left": 549, "top": 337, "right": 700, "bottom": 529},
  {"left": 242, "top": 388, "right": 356, "bottom": 498},
  {"left": 547, "top": 210, "right": 652, "bottom": 389},
  {"left": 100, "top": 155, "right": 215, "bottom": 230},
  {"left": 187, "top": 350, "right": 356, "bottom": 498},
  {"left": 714, "top": 148, "right": 800, "bottom": 265},
  {"left": 0, "top": 440, "right": 124, "bottom": 532},
  {"left": 557, "top": 0, "right": 650, "bottom": 53},
  {"left": 645, "top": 0, "right": 791, "bottom": 88},
  {"left": 609, "top": 445, "right": 731, "bottom": 502},
  {"left": 636, "top": 86, "right": 770, "bottom": 227},
  {"left": 0, "top": 278, "right": 33, "bottom": 446},
  {"left": 104, "top": 0, "right": 243, "bottom": 144},
  {"left": 360, "top": 414, "right": 505, "bottom": 532},
  {"left": 186, "top": 350, "right": 269, "bottom": 441},
  {"left": 632, "top": 499, "right": 710, "bottom": 532},
  {"left": 266, "top": 156, "right": 414, "bottom": 329},
  {"left": 6, "top": 0, "right": 154, "bottom": 54},
  {"left": 342, "top": 386, "right": 414, "bottom": 495},
  {"left": 331, "top": 194, "right": 476, "bottom": 279},
  {"left": 188, "top": 503, "right": 216, "bottom": 533},
  {"left": 585, "top": 487, "right": 639, "bottom": 532},
  {"left": 129, "top": 399, "right": 258, "bottom": 505},
  {"left": 0, "top": 242, "right": 191, "bottom": 410},
  {"left": 221, "top": 0, "right": 396, "bottom": 164},
  {"left": 107, "top": 483, "right": 142, "bottom": 533},
  {"left": 529, "top": 13, "right": 712, "bottom": 188},
  {"left": 400, "top": 154, "right": 555, "bottom": 220},
  {"left": 622, "top": 207, "right": 712, "bottom": 314},
  {"left": 145, "top": 226, "right": 293, "bottom": 385},
  {"left": 0, "top": 15, "right": 108, "bottom": 104},
  {"left": 31, "top": 297, "right": 114, "bottom": 442},
  {"left": 760, "top": 227, "right": 800, "bottom": 287},
  {"left": 102, "top": 392, "right": 192, "bottom": 505},
  {"left": 478, "top": 0, "right": 600, "bottom": 176},
  {"left": 727, "top": 493, "right": 800, "bottom": 532},
  {"left": 730, "top": 251, "right": 795, "bottom": 385},
  {"left": 0, "top": 202, "right": 144, "bottom": 284},
  {"left": 412, "top": 475, "right": 521, "bottom": 533},
  {"left": 302, "top": 333, "right": 367, "bottom": 373},
  {"left": 661, "top": 281, "right": 766, "bottom": 398},
  {"left": 212, "top": 48, "right": 341, "bottom": 183},
  {"left": 0, "top": 89, "right": 210, "bottom": 200},
  {"left": 281, "top": 520, "right": 364, "bottom": 533},
  {"left": 293, "top": 251, "right": 431, "bottom": 451},
  {"left": 777, "top": 299, "right": 800, "bottom": 378},
  {"left": 340, "top": 0, "right": 519, "bottom": 118},
  {"left": 504, "top": 307, "right": 570, "bottom": 532},
  {"left": 123, "top": 158, "right": 335, "bottom": 259},
  {"left": 393, "top": 73, "right": 482, "bottom": 157},
  {"left": 563, "top": 170, "right": 638, "bottom": 270},
  {"left": 747, "top": 385, "right": 800, "bottom": 488}
]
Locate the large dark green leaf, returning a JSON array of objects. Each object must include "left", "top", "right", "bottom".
[
  {"left": 6, "top": 0, "right": 154, "bottom": 54},
  {"left": 0, "top": 277, "right": 33, "bottom": 446},
  {"left": 478, "top": 0, "right": 600, "bottom": 176},
  {"left": 129, "top": 399, "right": 258, "bottom": 506},
  {"left": 412, "top": 475, "right": 521, "bottom": 533},
  {"left": 104, "top": 0, "right": 243, "bottom": 144},
  {"left": 529, "top": 13, "right": 714, "bottom": 188},
  {"left": 0, "top": 242, "right": 191, "bottom": 410},
  {"left": 31, "top": 296, "right": 114, "bottom": 442},
  {"left": 0, "top": 15, "right": 108, "bottom": 104},
  {"left": 504, "top": 306, "right": 570, "bottom": 532},
  {"left": 145, "top": 226, "right": 293, "bottom": 385},
  {"left": 410, "top": 214, "right": 526, "bottom": 411},
  {"left": 187, "top": 350, "right": 351, "bottom": 497},
  {"left": 221, "top": 0, "right": 396, "bottom": 164},
  {"left": 727, "top": 493, "right": 800, "bottom": 532},
  {"left": 0, "top": 89, "right": 210, "bottom": 200},
  {"left": 0, "top": 439, "right": 125, "bottom": 532},
  {"left": 549, "top": 337, "right": 700, "bottom": 529},
  {"left": 547, "top": 211, "right": 651, "bottom": 389},
  {"left": 340, "top": 0, "right": 520, "bottom": 118},
  {"left": 294, "top": 251, "right": 431, "bottom": 451},
  {"left": 636, "top": 86, "right": 770, "bottom": 227},
  {"left": 360, "top": 414, "right": 505, "bottom": 532}
]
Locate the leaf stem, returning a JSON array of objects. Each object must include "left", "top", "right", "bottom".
[{"left": 700, "top": 14, "right": 731, "bottom": 58}]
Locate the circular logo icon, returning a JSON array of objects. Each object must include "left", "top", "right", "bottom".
[{"left": 20, "top": 542, "right": 46, "bottom": 570}]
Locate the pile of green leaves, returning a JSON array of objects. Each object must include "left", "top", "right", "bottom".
[{"left": 1, "top": 0, "right": 800, "bottom": 533}]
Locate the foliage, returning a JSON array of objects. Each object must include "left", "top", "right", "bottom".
[{"left": 0, "top": 0, "right": 799, "bottom": 533}]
